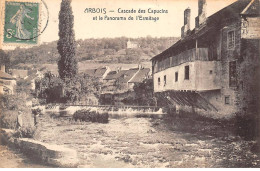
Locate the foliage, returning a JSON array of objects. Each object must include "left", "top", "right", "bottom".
[
  {"left": 0, "top": 49, "right": 10, "bottom": 71},
  {"left": 132, "top": 79, "right": 155, "bottom": 106},
  {"left": 32, "top": 108, "right": 42, "bottom": 115},
  {"left": 36, "top": 72, "right": 102, "bottom": 103},
  {"left": 35, "top": 71, "right": 64, "bottom": 103},
  {"left": 57, "top": 0, "right": 78, "bottom": 79},
  {"left": 73, "top": 109, "right": 108, "bottom": 123},
  {"left": 6, "top": 37, "right": 179, "bottom": 67},
  {"left": 63, "top": 73, "right": 102, "bottom": 103}
]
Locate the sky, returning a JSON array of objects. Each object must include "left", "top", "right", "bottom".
[
  {"left": 1, "top": 0, "right": 237, "bottom": 49},
  {"left": 40, "top": 0, "right": 236, "bottom": 43}
]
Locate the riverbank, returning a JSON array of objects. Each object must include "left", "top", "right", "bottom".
[{"left": 0, "top": 145, "right": 47, "bottom": 168}]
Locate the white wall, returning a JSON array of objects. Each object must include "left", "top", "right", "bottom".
[{"left": 153, "top": 61, "right": 221, "bottom": 92}]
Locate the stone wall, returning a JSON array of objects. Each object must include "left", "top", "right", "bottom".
[
  {"left": 219, "top": 21, "right": 242, "bottom": 114},
  {"left": 236, "top": 39, "right": 260, "bottom": 114},
  {"left": 0, "top": 129, "right": 79, "bottom": 167}
]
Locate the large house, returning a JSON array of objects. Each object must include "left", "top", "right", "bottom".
[
  {"left": 151, "top": 0, "right": 260, "bottom": 116},
  {"left": 0, "top": 65, "right": 16, "bottom": 95}
]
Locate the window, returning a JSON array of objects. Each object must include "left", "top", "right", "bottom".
[
  {"left": 228, "top": 31, "right": 235, "bottom": 49},
  {"left": 184, "top": 65, "right": 189, "bottom": 80},
  {"left": 225, "top": 96, "right": 230, "bottom": 105},
  {"left": 229, "top": 61, "right": 237, "bottom": 87},
  {"left": 164, "top": 75, "right": 166, "bottom": 86},
  {"left": 175, "top": 72, "right": 178, "bottom": 82},
  {"left": 158, "top": 77, "right": 160, "bottom": 86}
]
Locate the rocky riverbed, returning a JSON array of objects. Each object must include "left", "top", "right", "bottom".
[{"left": 32, "top": 112, "right": 260, "bottom": 168}]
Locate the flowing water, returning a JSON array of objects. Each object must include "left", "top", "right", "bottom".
[{"left": 32, "top": 106, "right": 260, "bottom": 168}]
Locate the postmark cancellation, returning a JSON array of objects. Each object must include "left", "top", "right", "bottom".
[{"left": 0, "top": 0, "right": 48, "bottom": 48}]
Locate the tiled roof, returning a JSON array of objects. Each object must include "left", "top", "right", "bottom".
[
  {"left": 151, "top": 0, "right": 252, "bottom": 61},
  {"left": 128, "top": 68, "right": 150, "bottom": 83},
  {"left": 85, "top": 67, "right": 108, "bottom": 78},
  {"left": 85, "top": 69, "right": 96, "bottom": 76},
  {"left": 104, "top": 70, "right": 128, "bottom": 80},
  {"left": 94, "top": 67, "right": 107, "bottom": 77},
  {"left": 10, "top": 69, "right": 28, "bottom": 78},
  {"left": 0, "top": 71, "right": 15, "bottom": 80},
  {"left": 25, "top": 73, "right": 37, "bottom": 82},
  {"left": 118, "top": 68, "right": 139, "bottom": 83}
]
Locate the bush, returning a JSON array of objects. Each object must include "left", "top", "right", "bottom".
[
  {"left": 32, "top": 108, "right": 43, "bottom": 115},
  {"left": 73, "top": 109, "right": 108, "bottom": 123}
]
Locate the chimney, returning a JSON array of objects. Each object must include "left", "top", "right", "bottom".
[
  {"left": 195, "top": 0, "right": 207, "bottom": 28},
  {"left": 0, "top": 65, "right": 5, "bottom": 72},
  {"left": 181, "top": 8, "right": 191, "bottom": 38},
  {"left": 116, "top": 67, "right": 122, "bottom": 73}
]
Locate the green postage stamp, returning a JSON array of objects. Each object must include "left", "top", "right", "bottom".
[{"left": 2, "top": 1, "right": 40, "bottom": 45}]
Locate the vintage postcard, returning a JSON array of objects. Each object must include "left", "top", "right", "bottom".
[{"left": 0, "top": 0, "right": 260, "bottom": 168}]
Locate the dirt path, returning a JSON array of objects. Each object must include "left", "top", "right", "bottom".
[{"left": 0, "top": 145, "right": 48, "bottom": 168}]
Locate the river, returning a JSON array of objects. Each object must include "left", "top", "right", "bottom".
[{"left": 31, "top": 107, "right": 260, "bottom": 168}]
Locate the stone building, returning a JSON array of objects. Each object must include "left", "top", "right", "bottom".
[
  {"left": 151, "top": 0, "right": 260, "bottom": 117},
  {"left": 127, "top": 39, "right": 139, "bottom": 49}
]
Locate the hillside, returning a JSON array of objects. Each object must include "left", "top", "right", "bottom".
[{"left": 7, "top": 37, "right": 179, "bottom": 69}]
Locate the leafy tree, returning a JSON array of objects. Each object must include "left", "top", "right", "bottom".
[
  {"left": 133, "top": 79, "right": 155, "bottom": 106},
  {"left": 0, "top": 50, "right": 10, "bottom": 71},
  {"left": 57, "top": 0, "right": 78, "bottom": 79}
]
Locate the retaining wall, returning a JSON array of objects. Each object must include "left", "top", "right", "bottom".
[{"left": 0, "top": 129, "right": 79, "bottom": 167}]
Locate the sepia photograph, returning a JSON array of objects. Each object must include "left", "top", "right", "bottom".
[{"left": 0, "top": 0, "right": 260, "bottom": 168}]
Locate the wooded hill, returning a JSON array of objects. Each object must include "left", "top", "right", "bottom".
[{"left": 7, "top": 37, "right": 179, "bottom": 67}]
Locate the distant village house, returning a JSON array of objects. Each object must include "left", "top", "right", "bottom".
[{"left": 127, "top": 39, "right": 139, "bottom": 49}]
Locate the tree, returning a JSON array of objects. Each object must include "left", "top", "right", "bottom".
[
  {"left": 0, "top": 50, "right": 10, "bottom": 71},
  {"left": 57, "top": 0, "right": 78, "bottom": 80},
  {"left": 133, "top": 79, "right": 154, "bottom": 106}
]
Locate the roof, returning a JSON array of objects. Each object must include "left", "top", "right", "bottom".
[
  {"left": 151, "top": 0, "right": 252, "bottom": 61},
  {"left": 128, "top": 68, "right": 150, "bottom": 83},
  {"left": 10, "top": 69, "right": 28, "bottom": 78},
  {"left": 85, "top": 67, "right": 108, "bottom": 78},
  {"left": 104, "top": 70, "right": 128, "bottom": 80},
  {"left": 85, "top": 69, "right": 96, "bottom": 76},
  {"left": 94, "top": 67, "right": 107, "bottom": 77},
  {"left": 118, "top": 68, "right": 139, "bottom": 83},
  {"left": 241, "top": 0, "right": 259, "bottom": 15},
  {"left": 0, "top": 71, "right": 15, "bottom": 80},
  {"left": 25, "top": 73, "right": 37, "bottom": 82}
]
